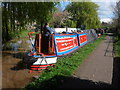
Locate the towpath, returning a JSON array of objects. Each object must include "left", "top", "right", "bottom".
[{"left": 60, "top": 34, "right": 118, "bottom": 88}]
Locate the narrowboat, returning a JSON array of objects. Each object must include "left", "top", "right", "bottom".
[{"left": 23, "top": 29, "right": 92, "bottom": 71}]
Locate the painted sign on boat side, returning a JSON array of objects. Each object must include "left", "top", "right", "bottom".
[
  {"left": 54, "top": 34, "right": 79, "bottom": 56},
  {"left": 78, "top": 33, "right": 87, "bottom": 46}
]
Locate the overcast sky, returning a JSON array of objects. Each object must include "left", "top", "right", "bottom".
[{"left": 60, "top": 0, "right": 117, "bottom": 23}]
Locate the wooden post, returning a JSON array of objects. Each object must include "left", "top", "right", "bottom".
[
  {"left": 35, "top": 34, "right": 41, "bottom": 53},
  {"left": 38, "top": 34, "right": 41, "bottom": 53},
  {"left": 48, "top": 34, "right": 54, "bottom": 54}
]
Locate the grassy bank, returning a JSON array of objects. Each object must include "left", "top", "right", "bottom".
[
  {"left": 2, "top": 29, "right": 38, "bottom": 50},
  {"left": 25, "top": 35, "right": 105, "bottom": 89},
  {"left": 114, "top": 36, "right": 120, "bottom": 57}
]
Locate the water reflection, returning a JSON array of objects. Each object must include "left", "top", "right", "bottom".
[
  {"left": 2, "top": 37, "right": 38, "bottom": 88},
  {"left": 2, "top": 44, "right": 4, "bottom": 48},
  {"left": 3, "top": 38, "right": 35, "bottom": 51}
]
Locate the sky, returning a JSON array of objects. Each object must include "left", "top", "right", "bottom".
[
  {"left": 93, "top": 0, "right": 117, "bottom": 23},
  {"left": 59, "top": 0, "right": 118, "bottom": 23}
]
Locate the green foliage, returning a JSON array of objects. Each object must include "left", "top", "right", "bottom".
[
  {"left": 66, "top": 2, "right": 100, "bottom": 29},
  {"left": 2, "top": 2, "right": 58, "bottom": 43},
  {"left": 114, "top": 36, "right": 120, "bottom": 57},
  {"left": 115, "top": 41, "right": 120, "bottom": 57},
  {"left": 17, "top": 30, "right": 29, "bottom": 38},
  {"left": 25, "top": 35, "right": 105, "bottom": 89},
  {"left": 66, "top": 19, "right": 77, "bottom": 28}
]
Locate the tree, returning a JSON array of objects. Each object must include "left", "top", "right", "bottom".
[
  {"left": 113, "top": 0, "right": 120, "bottom": 40},
  {"left": 65, "top": 2, "right": 100, "bottom": 29},
  {"left": 51, "top": 10, "right": 65, "bottom": 27},
  {"left": 114, "top": 1, "right": 120, "bottom": 29},
  {"left": 2, "top": 2, "right": 58, "bottom": 43},
  {"left": 50, "top": 9, "right": 71, "bottom": 28}
]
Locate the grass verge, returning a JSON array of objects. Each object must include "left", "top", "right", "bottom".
[
  {"left": 25, "top": 35, "right": 106, "bottom": 89},
  {"left": 114, "top": 36, "right": 120, "bottom": 57}
]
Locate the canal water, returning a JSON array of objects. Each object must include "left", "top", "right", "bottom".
[{"left": 2, "top": 37, "right": 40, "bottom": 88}]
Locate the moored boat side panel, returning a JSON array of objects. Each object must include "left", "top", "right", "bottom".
[
  {"left": 30, "top": 64, "right": 54, "bottom": 71},
  {"left": 83, "top": 29, "right": 98, "bottom": 43},
  {"left": 54, "top": 34, "right": 79, "bottom": 56},
  {"left": 33, "top": 57, "right": 57, "bottom": 65},
  {"left": 77, "top": 33, "right": 87, "bottom": 46}
]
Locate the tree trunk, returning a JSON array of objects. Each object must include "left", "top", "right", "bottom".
[
  {"left": 76, "top": 20, "right": 81, "bottom": 28},
  {"left": 40, "top": 22, "right": 43, "bottom": 34},
  {"left": 5, "top": 22, "right": 10, "bottom": 41}
]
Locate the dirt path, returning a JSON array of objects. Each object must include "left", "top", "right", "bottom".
[
  {"left": 75, "top": 35, "right": 113, "bottom": 83},
  {"left": 60, "top": 34, "right": 115, "bottom": 88}
]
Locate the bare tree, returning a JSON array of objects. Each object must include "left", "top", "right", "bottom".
[
  {"left": 114, "top": 1, "right": 120, "bottom": 28},
  {"left": 113, "top": 0, "right": 120, "bottom": 40}
]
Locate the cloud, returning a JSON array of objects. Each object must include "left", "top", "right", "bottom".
[
  {"left": 92, "top": 0, "right": 117, "bottom": 2},
  {"left": 92, "top": 0, "right": 117, "bottom": 22},
  {"left": 100, "top": 18, "right": 112, "bottom": 23}
]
